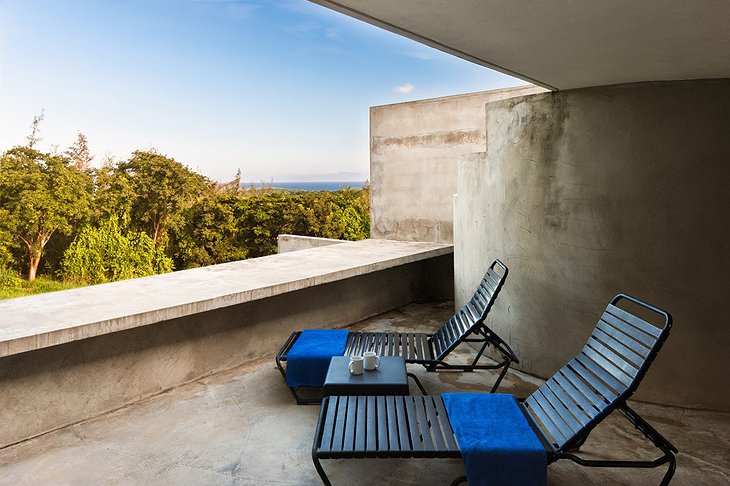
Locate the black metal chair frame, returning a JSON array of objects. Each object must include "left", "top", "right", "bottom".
[
  {"left": 311, "top": 294, "right": 678, "bottom": 485},
  {"left": 276, "top": 260, "right": 517, "bottom": 403}
]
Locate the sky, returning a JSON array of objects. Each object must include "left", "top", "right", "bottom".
[{"left": 0, "top": 0, "right": 523, "bottom": 183}]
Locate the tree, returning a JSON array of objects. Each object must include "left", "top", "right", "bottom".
[
  {"left": 217, "top": 168, "right": 243, "bottom": 195},
  {"left": 117, "top": 150, "right": 209, "bottom": 243},
  {"left": 26, "top": 109, "right": 45, "bottom": 149},
  {"left": 92, "top": 164, "right": 136, "bottom": 223},
  {"left": 170, "top": 194, "right": 247, "bottom": 268},
  {"left": 0, "top": 147, "right": 93, "bottom": 280},
  {"left": 65, "top": 132, "right": 94, "bottom": 171}
]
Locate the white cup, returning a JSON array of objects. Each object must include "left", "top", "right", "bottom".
[
  {"left": 348, "top": 356, "right": 364, "bottom": 375},
  {"left": 363, "top": 351, "right": 380, "bottom": 371}
]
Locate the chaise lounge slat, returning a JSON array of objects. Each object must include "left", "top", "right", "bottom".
[
  {"left": 558, "top": 367, "right": 606, "bottom": 411},
  {"left": 548, "top": 374, "right": 596, "bottom": 424},
  {"left": 541, "top": 379, "right": 586, "bottom": 431},
  {"left": 581, "top": 346, "right": 634, "bottom": 387},
  {"left": 587, "top": 336, "right": 640, "bottom": 377},
  {"left": 568, "top": 358, "right": 617, "bottom": 401},
  {"left": 606, "top": 304, "right": 662, "bottom": 338},
  {"left": 601, "top": 311, "right": 656, "bottom": 347},
  {"left": 525, "top": 391, "right": 573, "bottom": 444},
  {"left": 312, "top": 294, "right": 678, "bottom": 486},
  {"left": 376, "top": 396, "right": 388, "bottom": 453},
  {"left": 593, "top": 327, "right": 646, "bottom": 364},
  {"left": 575, "top": 353, "right": 625, "bottom": 393}
]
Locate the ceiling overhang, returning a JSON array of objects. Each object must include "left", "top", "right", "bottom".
[{"left": 310, "top": 0, "right": 730, "bottom": 90}]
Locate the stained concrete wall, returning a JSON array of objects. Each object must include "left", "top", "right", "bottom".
[
  {"left": 0, "top": 254, "right": 452, "bottom": 448},
  {"left": 454, "top": 79, "right": 730, "bottom": 411},
  {"left": 370, "top": 85, "right": 547, "bottom": 243}
]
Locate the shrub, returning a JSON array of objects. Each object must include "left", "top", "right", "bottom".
[{"left": 61, "top": 216, "right": 173, "bottom": 284}]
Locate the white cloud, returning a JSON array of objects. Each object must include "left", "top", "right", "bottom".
[
  {"left": 394, "top": 84, "right": 415, "bottom": 94},
  {"left": 192, "top": 1, "right": 261, "bottom": 21},
  {"left": 224, "top": 3, "right": 260, "bottom": 20},
  {"left": 325, "top": 28, "right": 341, "bottom": 40},
  {"left": 398, "top": 50, "right": 432, "bottom": 61}
]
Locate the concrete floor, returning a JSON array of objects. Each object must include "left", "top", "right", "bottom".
[{"left": 0, "top": 302, "right": 727, "bottom": 485}]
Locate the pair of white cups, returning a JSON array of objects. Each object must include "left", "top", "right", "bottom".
[{"left": 348, "top": 351, "right": 380, "bottom": 375}]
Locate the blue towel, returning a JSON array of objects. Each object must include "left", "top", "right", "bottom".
[
  {"left": 285, "top": 329, "right": 349, "bottom": 388},
  {"left": 442, "top": 393, "right": 547, "bottom": 486}
]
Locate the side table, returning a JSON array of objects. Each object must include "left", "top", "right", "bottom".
[{"left": 323, "top": 356, "right": 414, "bottom": 397}]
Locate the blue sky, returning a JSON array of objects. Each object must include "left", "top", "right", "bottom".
[{"left": 0, "top": 0, "right": 523, "bottom": 182}]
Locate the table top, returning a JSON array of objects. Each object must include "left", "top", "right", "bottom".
[{"left": 324, "top": 356, "right": 408, "bottom": 388}]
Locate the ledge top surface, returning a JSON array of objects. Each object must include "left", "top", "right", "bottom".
[{"left": 0, "top": 239, "right": 452, "bottom": 357}]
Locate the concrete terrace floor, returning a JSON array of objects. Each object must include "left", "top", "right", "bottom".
[{"left": 0, "top": 302, "right": 727, "bottom": 485}]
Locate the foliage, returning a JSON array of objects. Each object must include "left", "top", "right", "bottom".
[
  {"left": 0, "top": 123, "right": 371, "bottom": 296},
  {"left": 233, "top": 188, "right": 369, "bottom": 259},
  {"left": 0, "top": 268, "right": 23, "bottom": 290},
  {"left": 0, "top": 277, "right": 79, "bottom": 301},
  {"left": 61, "top": 216, "right": 173, "bottom": 284},
  {"left": 116, "top": 150, "right": 209, "bottom": 243},
  {"left": 65, "top": 132, "right": 93, "bottom": 171},
  {"left": 0, "top": 146, "right": 93, "bottom": 280},
  {"left": 26, "top": 109, "right": 45, "bottom": 149},
  {"left": 170, "top": 186, "right": 370, "bottom": 267},
  {"left": 170, "top": 194, "right": 247, "bottom": 268}
]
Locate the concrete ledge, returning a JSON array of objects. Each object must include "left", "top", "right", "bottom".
[
  {"left": 0, "top": 239, "right": 453, "bottom": 447},
  {"left": 277, "top": 234, "right": 346, "bottom": 253},
  {"left": 0, "top": 239, "right": 452, "bottom": 358}
]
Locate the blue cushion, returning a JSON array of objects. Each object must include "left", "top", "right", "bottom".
[
  {"left": 285, "top": 329, "right": 349, "bottom": 388},
  {"left": 442, "top": 393, "right": 547, "bottom": 486}
]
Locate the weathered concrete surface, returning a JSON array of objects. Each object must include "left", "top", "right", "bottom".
[
  {"left": 454, "top": 79, "right": 730, "bottom": 411},
  {"left": 0, "top": 302, "right": 726, "bottom": 485},
  {"left": 277, "top": 234, "right": 345, "bottom": 253},
  {"left": 370, "top": 85, "right": 546, "bottom": 243},
  {"left": 0, "top": 238, "right": 451, "bottom": 358},
  {"left": 0, "top": 243, "right": 453, "bottom": 448}
]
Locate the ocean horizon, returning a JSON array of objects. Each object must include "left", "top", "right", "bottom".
[{"left": 248, "top": 181, "right": 366, "bottom": 191}]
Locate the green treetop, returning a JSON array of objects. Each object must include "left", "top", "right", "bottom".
[
  {"left": 0, "top": 147, "right": 92, "bottom": 281},
  {"left": 116, "top": 150, "right": 209, "bottom": 243}
]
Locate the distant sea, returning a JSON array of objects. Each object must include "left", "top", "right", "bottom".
[{"left": 250, "top": 181, "right": 365, "bottom": 191}]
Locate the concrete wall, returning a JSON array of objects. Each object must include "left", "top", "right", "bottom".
[
  {"left": 370, "top": 85, "right": 547, "bottom": 243},
  {"left": 277, "top": 234, "right": 345, "bottom": 253},
  {"left": 0, "top": 254, "right": 452, "bottom": 448},
  {"left": 454, "top": 79, "right": 730, "bottom": 411}
]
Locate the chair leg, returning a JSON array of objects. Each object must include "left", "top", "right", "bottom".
[
  {"left": 660, "top": 452, "right": 677, "bottom": 486},
  {"left": 312, "top": 454, "right": 332, "bottom": 486},
  {"left": 489, "top": 359, "right": 511, "bottom": 393},
  {"left": 275, "top": 331, "right": 301, "bottom": 380},
  {"left": 470, "top": 339, "right": 491, "bottom": 367},
  {"left": 556, "top": 450, "right": 676, "bottom": 485},
  {"left": 275, "top": 355, "right": 287, "bottom": 380},
  {"left": 407, "top": 372, "right": 428, "bottom": 394},
  {"left": 290, "top": 386, "right": 323, "bottom": 405},
  {"left": 449, "top": 475, "right": 467, "bottom": 486}
]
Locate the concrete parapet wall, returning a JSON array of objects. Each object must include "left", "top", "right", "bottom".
[
  {"left": 277, "top": 234, "right": 345, "bottom": 253},
  {"left": 0, "top": 240, "right": 453, "bottom": 447},
  {"left": 370, "top": 85, "right": 547, "bottom": 243},
  {"left": 455, "top": 79, "right": 730, "bottom": 411}
]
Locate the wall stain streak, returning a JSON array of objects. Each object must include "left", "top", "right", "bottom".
[{"left": 374, "top": 130, "right": 483, "bottom": 150}]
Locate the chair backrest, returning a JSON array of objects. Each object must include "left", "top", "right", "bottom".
[
  {"left": 430, "top": 259, "right": 508, "bottom": 360},
  {"left": 522, "top": 294, "right": 672, "bottom": 451}
]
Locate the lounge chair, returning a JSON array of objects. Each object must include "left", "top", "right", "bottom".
[
  {"left": 276, "top": 260, "right": 517, "bottom": 403},
  {"left": 312, "top": 294, "right": 678, "bottom": 485}
]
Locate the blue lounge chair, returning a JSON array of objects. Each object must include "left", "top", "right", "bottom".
[
  {"left": 311, "top": 294, "right": 678, "bottom": 485},
  {"left": 276, "top": 260, "right": 516, "bottom": 403}
]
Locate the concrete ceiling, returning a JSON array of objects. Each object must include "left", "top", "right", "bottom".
[{"left": 310, "top": 0, "right": 730, "bottom": 90}]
